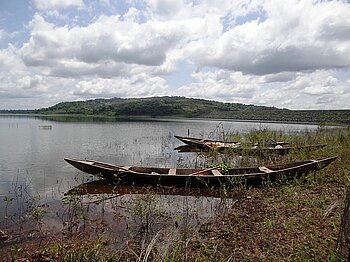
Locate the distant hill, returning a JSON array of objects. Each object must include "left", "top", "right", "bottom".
[
  {"left": 5, "top": 96, "right": 350, "bottom": 125},
  {"left": 36, "top": 96, "right": 276, "bottom": 116}
]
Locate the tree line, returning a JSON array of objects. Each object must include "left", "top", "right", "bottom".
[{"left": 3, "top": 96, "right": 350, "bottom": 125}]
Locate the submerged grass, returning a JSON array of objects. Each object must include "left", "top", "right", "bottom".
[{"left": 2, "top": 127, "right": 350, "bottom": 261}]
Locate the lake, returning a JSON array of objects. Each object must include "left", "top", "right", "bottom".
[
  {"left": 0, "top": 114, "right": 320, "bottom": 242},
  {"left": 0, "top": 115, "right": 320, "bottom": 198}
]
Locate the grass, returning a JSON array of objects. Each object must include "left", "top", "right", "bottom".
[
  {"left": 26, "top": 238, "right": 117, "bottom": 261},
  {"left": 2, "top": 127, "right": 350, "bottom": 261}
]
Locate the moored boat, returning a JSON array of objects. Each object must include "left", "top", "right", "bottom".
[
  {"left": 174, "top": 135, "right": 241, "bottom": 149},
  {"left": 174, "top": 135, "right": 325, "bottom": 155},
  {"left": 64, "top": 156, "right": 337, "bottom": 188}
]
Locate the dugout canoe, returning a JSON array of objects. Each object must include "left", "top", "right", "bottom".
[
  {"left": 174, "top": 135, "right": 241, "bottom": 149},
  {"left": 174, "top": 135, "right": 325, "bottom": 155},
  {"left": 64, "top": 156, "right": 337, "bottom": 187}
]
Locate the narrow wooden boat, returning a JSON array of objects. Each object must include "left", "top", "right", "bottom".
[
  {"left": 64, "top": 156, "right": 337, "bottom": 188},
  {"left": 174, "top": 135, "right": 325, "bottom": 155},
  {"left": 174, "top": 135, "right": 241, "bottom": 149}
]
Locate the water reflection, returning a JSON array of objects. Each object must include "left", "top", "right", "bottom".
[
  {"left": 66, "top": 179, "right": 228, "bottom": 199},
  {"left": 1, "top": 177, "right": 237, "bottom": 254}
]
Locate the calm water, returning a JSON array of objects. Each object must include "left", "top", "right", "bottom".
[
  {"left": 0, "top": 114, "right": 319, "bottom": 199},
  {"left": 0, "top": 115, "right": 321, "bottom": 248}
]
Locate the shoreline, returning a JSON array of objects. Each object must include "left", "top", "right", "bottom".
[{"left": 0, "top": 113, "right": 340, "bottom": 127}]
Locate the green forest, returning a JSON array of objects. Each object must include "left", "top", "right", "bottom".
[{"left": 2, "top": 96, "right": 350, "bottom": 125}]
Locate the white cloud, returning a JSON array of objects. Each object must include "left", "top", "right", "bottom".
[
  {"left": 0, "top": 47, "right": 19, "bottom": 68},
  {"left": 1, "top": 0, "right": 350, "bottom": 110},
  {"left": 19, "top": 14, "right": 213, "bottom": 78},
  {"left": 190, "top": 0, "right": 350, "bottom": 75},
  {"left": 0, "top": 48, "right": 171, "bottom": 109},
  {"left": 73, "top": 74, "right": 169, "bottom": 98},
  {"left": 143, "top": 0, "right": 264, "bottom": 22},
  {"left": 177, "top": 70, "right": 260, "bottom": 102},
  {"left": 0, "top": 30, "right": 172, "bottom": 109},
  {"left": 147, "top": 0, "right": 186, "bottom": 17},
  {"left": 176, "top": 69, "right": 350, "bottom": 110},
  {"left": 123, "top": 7, "right": 142, "bottom": 22},
  {"left": 32, "top": 0, "right": 84, "bottom": 10},
  {"left": 254, "top": 70, "right": 350, "bottom": 109}
]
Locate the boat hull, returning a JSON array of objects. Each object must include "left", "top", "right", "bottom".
[
  {"left": 64, "top": 157, "right": 337, "bottom": 188},
  {"left": 174, "top": 135, "right": 326, "bottom": 155}
]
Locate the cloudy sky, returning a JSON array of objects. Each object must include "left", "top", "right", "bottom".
[{"left": 1, "top": 0, "right": 350, "bottom": 110}]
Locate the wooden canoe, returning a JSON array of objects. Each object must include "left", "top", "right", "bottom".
[
  {"left": 174, "top": 135, "right": 325, "bottom": 155},
  {"left": 174, "top": 135, "right": 241, "bottom": 149},
  {"left": 64, "top": 156, "right": 337, "bottom": 188}
]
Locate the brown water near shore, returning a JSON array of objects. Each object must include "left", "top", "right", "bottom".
[{"left": 0, "top": 180, "right": 238, "bottom": 259}]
